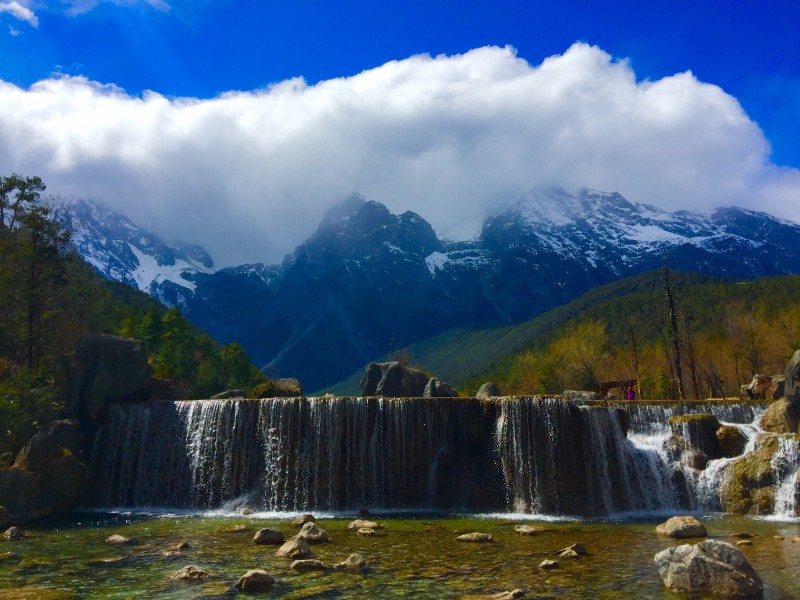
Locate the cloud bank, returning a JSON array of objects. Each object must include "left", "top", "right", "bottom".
[{"left": 0, "top": 43, "right": 797, "bottom": 265}]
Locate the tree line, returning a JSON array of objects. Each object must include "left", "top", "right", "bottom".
[{"left": 493, "top": 270, "right": 800, "bottom": 399}]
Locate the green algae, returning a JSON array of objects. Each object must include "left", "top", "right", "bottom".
[{"left": 0, "top": 512, "right": 798, "bottom": 598}]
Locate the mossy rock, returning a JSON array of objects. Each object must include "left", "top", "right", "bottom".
[
  {"left": 720, "top": 434, "right": 782, "bottom": 514},
  {"left": 716, "top": 425, "right": 747, "bottom": 457},
  {"left": 760, "top": 398, "right": 800, "bottom": 433},
  {"left": 668, "top": 414, "right": 723, "bottom": 469}
]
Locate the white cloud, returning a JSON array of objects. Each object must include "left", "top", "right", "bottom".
[
  {"left": 0, "top": 1, "right": 38, "bottom": 26},
  {"left": 0, "top": 43, "right": 797, "bottom": 265}
]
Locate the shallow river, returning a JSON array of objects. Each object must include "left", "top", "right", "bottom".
[{"left": 1, "top": 511, "right": 799, "bottom": 599}]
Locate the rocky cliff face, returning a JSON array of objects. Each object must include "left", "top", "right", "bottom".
[{"left": 63, "top": 190, "right": 800, "bottom": 390}]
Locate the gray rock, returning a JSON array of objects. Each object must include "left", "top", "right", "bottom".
[
  {"left": 654, "top": 539, "right": 762, "bottom": 598},
  {"left": 484, "top": 591, "right": 526, "bottom": 600},
  {"left": 235, "top": 569, "right": 275, "bottom": 591},
  {"left": 335, "top": 553, "right": 367, "bottom": 571},
  {"left": 290, "top": 559, "right": 327, "bottom": 571},
  {"left": 456, "top": 532, "right": 492, "bottom": 543},
  {"left": 655, "top": 516, "right": 707, "bottom": 539},
  {"left": 274, "top": 378, "right": 303, "bottom": 397},
  {"left": 514, "top": 524, "right": 544, "bottom": 536},
  {"left": 347, "top": 519, "right": 381, "bottom": 530},
  {"left": 169, "top": 565, "right": 213, "bottom": 581},
  {"left": 275, "top": 537, "right": 312, "bottom": 559},
  {"left": 296, "top": 522, "right": 329, "bottom": 544},
  {"left": 539, "top": 559, "right": 559, "bottom": 570},
  {"left": 253, "top": 528, "right": 285, "bottom": 545},
  {"left": 360, "top": 362, "right": 430, "bottom": 397},
  {"left": 291, "top": 513, "right": 316, "bottom": 527},
  {"left": 423, "top": 377, "right": 458, "bottom": 397},
  {"left": 476, "top": 382, "right": 501, "bottom": 398}
]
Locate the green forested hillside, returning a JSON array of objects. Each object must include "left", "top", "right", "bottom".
[
  {"left": 0, "top": 174, "right": 264, "bottom": 461},
  {"left": 324, "top": 271, "right": 800, "bottom": 398}
]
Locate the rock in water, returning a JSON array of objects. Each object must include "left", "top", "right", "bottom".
[
  {"left": 514, "top": 524, "right": 544, "bottom": 536},
  {"left": 276, "top": 537, "right": 312, "bottom": 559},
  {"left": 456, "top": 532, "right": 493, "bottom": 543},
  {"left": 347, "top": 519, "right": 381, "bottom": 530},
  {"left": 290, "top": 559, "right": 327, "bottom": 571},
  {"left": 654, "top": 540, "right": 762, "bottom": 598},
  {"left": 291, "top": 513, "right": 316, "bottom": 527},
  {"left": 335, "top": 553, "right": 367, "bottom": 571},
  {"left": 105, "top": 534, "right": 131, "bottom": 545},
  {"left": 760, "top": 398, "right": 800, "bottom": 433},
  {"left": 655, "top": 516, "right": 707, "bottom": 538},
  {"left": 235, "top": 569, "right": 274, "bottom": 591},
  {"left": 296, "top": 522, "right": 329, "bottom": 544},
  {"left": 253, "top": 528, "right": 285, "bottom": 545},
  {"left": 539, "top": 559, "right": 559, "bottom": 570},
  {"left": 169, "top": 565, "right": 212, "bottom": 581}
]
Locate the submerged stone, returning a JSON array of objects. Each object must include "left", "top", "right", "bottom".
[
  {"left": 335, "top": 553, "right": 367, "bottom": 571},
  {"left": 457, "top": 532, "right": 492, "bottom": 543}
]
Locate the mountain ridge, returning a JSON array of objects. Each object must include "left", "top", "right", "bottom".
[{"left": 60, "top": 188, "right": 800, "bottom": 390}]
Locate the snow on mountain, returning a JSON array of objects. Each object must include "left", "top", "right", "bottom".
[
  {"left": 59, "top": 189, "right": 800, "bottom": 391},
  {"left": 59, "top": 199, "right": 217, "bottom": 303}
]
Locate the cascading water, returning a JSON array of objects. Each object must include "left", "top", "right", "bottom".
[
  {"left": 90, "top": 396, "right": 796, "bottom": 519},
  {"left": 772, "top": 436, "right": 800, "bottom": 518},
  {"left": 91, "top": 397, "right": 497, "bottom": 512}
]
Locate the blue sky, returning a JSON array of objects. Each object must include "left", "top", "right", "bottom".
[{"left": 0, "top": 0, "right": 798, "bottom": 264}]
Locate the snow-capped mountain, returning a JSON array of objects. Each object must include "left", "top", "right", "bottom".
[
  {"left": 59, "top": 199, "right": 217, "bottom": 306},
  {"left": 62, "top": 190, "right": 800, "bottom": 390}
]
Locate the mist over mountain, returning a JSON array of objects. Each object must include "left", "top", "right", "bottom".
[{"left": 61, "top": 188, "right": 800, "bottom": 391}]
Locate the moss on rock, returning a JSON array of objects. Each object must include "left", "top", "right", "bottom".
[{"left": 720, "top": 434, "right": 784, "bottom": 514}]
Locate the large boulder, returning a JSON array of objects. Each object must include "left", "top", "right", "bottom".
[
  {"left": 654, "top": 539, "right": 762, "bottom": 598},
  {"left": 0, "top": 420, "right": 86, "bottom": 521},
  {"left": 423, "top": 377, "right": 458, "bottom": 398},
  {"left": 716, "top": 426, "right": 747, "bottom": 458},
  {"left": 360, "top": 362, "right": 430, "bottom": 397},
  {"left": 250, "top": 378, "right": 304, "bottom": 398},
  {"left": 760, "top": 398, "right": 800, "bottom": 433},
  {"left": 719, "top": 434, "right": 783, "bottom": 514},
  {"left": 275, "top": 537, "right": 312, "bottom": 559},
  {"left": 668, "top": 414, "right": 724, "bottom": 470},
  {"left": 784, "top": 349, "right": 800, "bottom": 400},
  {"left": 58, "top": 334, "right": 151, "bottom": 425},
  {"left": 13, "top": 420, "right": 82, "bottom": 472},
  {"left": 476, "top": 382, "right": 501, "bottom": 398}
]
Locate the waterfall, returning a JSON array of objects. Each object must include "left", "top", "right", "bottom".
[
  {"left": 495, "top": 398, "right": 679, "bottom": 516},
  {"left": 772, "top": 436, "right": 800, "bottom": 518},
  {"left": 90, "top": 396, "right": 794, "bottom": 518},
  {"left": 91, "top": 397, "right": 496, "bottom": 512}
]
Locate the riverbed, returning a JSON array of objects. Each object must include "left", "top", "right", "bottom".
[{"left": 1, "top": 511, "right": 798, "bottom": 598}]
